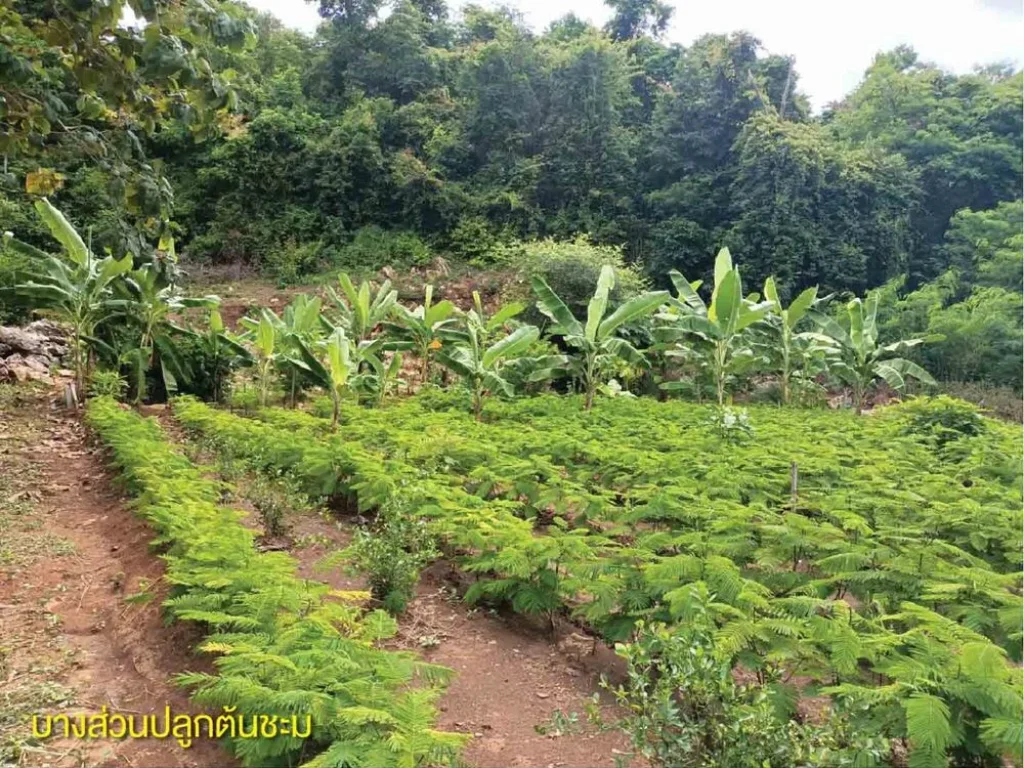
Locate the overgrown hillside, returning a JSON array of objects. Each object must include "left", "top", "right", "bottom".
[{"left": 2, "top": 0, "right": 1021, "bottom": 390}]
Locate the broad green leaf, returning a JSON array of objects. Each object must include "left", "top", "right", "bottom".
[
  {"left": 734, "top": 301, "right": 773, "bottom": 332},
  {"left": 713, "top": 247, "right": 733, "bottom": 287},
  {"left": 96, "top": 254, "right": 132, "bottom": 288},
  {"left": 425, "top": 299, "right": 455, "bottom": 328},
  {"left": 763, "top": 275, "right": 780, "bottom": 306},
  {"left": 257, "top": 314, "right": 275, "bottom": 357},
  {"left": 531, "top": 275, "right": 583, "bottom": 336},
  {"left": 873, "top": 362, "right": 906, "bottom": 391},
  {"left": 487, "top": 301, "right": 526, "bottom": 330},
  {"left": 356, "top": 281, "right": 370, "bottom": 331},
  {"left": 711, "top": 269, "right": 740, "bottom": 333},
  {"left": 597, "top": 291, "right": 669, "bottom": 340},
  {"left": 483, "top": 370, "right": 514, "bottom": 397},
  {"left": 603, "top": 337, "right": 648, "bottom": 368},
  {"left": 585, "top": 265, "right": 615, "bottom": 342},
  {"left": 885, "top": 358, "right": 937, "bottom": 386},
  {"left": 787, "top": 286, "right": 818, "bottom": 328},
  {"left": 669, "top": 270, "right": 706, "bottom": 313},
  {"left": 35, "top": 198, "right": 88, "bottom": 266},
  {"left": 482, "top": 325, "right": 539, "bottom": 369},
  {"left": 436, "top": 349, "right": 474, "bottom": 378},
  {"left": 864, "top": 292, "right": 880, "bottom": 345},
  {"left": 848, "top": 298, "right": 865, "bottom": 352},
  {"left": 338, "top": 272, "right": 358, "bottom": 304},
  {"left": 326, "top": 329, "right": 352, "bottom": 389},
  {"left": 810, "top": 310, "right": 852, "bottom": 347}
]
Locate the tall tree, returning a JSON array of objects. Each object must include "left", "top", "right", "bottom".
[{"left": 829, "top": 47, "right": 1023, "bottom": 284}]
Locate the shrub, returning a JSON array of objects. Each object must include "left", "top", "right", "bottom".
[
  {"left": 329, "top": 226, "right": 432, "bottom": 273},
  {"left": 603, "top": 616, "right": 886, "bottom": 768},
  {"left": 342, "top": 504, "right": 439, "bottom": 615},
  {"left": 85, "top": 397, "right": 466, "bottom": 767},
  {"left": 227, "top": 387, "right": 260, "bottom": 413},
  {"left": 88, "top": 369, "right": 127, "bottom": 400},
  {"left": 893, "top": 395, "right": 987, "bottom": 446},
  {"left": 247, "top": 475, "right": 302, "bottom": 538},
  {"left": 496, "top": 236, "right": 648, "bottom": 322},
  {"left": 264, "top": 240, "right": 324, "bottom": 285},
  {"left": 446, "top": 216, "right": 500, "bottom": 265}
]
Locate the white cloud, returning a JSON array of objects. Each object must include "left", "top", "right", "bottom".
[{"left": 243, "top": 0, "right": 1023, "bottom": 110}]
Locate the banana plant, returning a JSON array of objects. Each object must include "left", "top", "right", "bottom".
[
  {"left": 251, "top": 312, "right": 278, "bottom": 407},
  {"left": 185, "top": 306, "right": 251, "bottom": 403},
  {"left": 384, "top": 284, "right": 458, "bottom": 385},
  {"left": 116, "top": 263, "right": 218, "bottom": 404},
  {"left": 6, "top": 198, "right": 132, "bottom": 398},
  {"left": 437, "top": 301, "right": 540, "bottom": 420},
  {"left": 814, "top": 294, "right": 938, "bottom": 411},
  {"left": 358, "top": 342, "right": 405, "bottom": 405},
  {"left": 533, "top": 265, "right": 668, "bottom": 410},
  {"left": 655, "top": 248, "right": 773, "bottom": 406},
  {"left": 326, "top": 272, "right": 397, "bottom": 342},
  {"left": 241, "top": 294, "right": 325, "bottom": 407},
  {"left": 761, "top": 278, "right": 834, "bottom": 405},
  {"left": 295, "top": 327, "right": 355, "bottom": 428}
]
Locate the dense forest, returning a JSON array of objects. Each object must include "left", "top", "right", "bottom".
[{"left": 1, "top": 0, "right": 1021, "bottom": 388}]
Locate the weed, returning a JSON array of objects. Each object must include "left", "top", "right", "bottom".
[{"left": 342, "top": 503, "right": 439, "bottom": 615}]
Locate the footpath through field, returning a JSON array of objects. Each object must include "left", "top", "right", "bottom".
[
  {"left": 0, "top": 385, "right": 232, "bottom": 767},
  {"left": 1, "top": 385, "right": 630, "bottom": 768}
]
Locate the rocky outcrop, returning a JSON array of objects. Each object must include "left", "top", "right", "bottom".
[{"left": 0, "top": 320, "right": 70, "bottom": 383}]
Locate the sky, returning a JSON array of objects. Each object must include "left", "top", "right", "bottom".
[{"left": 245, "top": 0, "right": 1023, "bottom": 110}]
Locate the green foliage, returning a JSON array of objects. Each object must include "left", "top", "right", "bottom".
[
  {"left": 8, "top": 199, "right": 133, "bottom": 394},
  {"left": 894, "top": 396, "right": 987, "bottom": 447},
  {"left": 87, "top": 369, "right": 127, "bottom": 401},
  {"left": 436, "top": 294, "right": 541, "bottom": 419},
  {"left": 86, "top": 397, "right": 465, "bottom": 767},
  {"left": 172, "top": 391, "right": 1022, "bottom": 768},
  {"left": 814, "top": 294, "right": 938, "bottom": 409},
  {"left": 533, "top": 264, "right": 668, "bottom": 409},
  {"left": 603, "top": 617, "right": 886, "bottom": 767},
  {"left": 498, "top": 238, "right": 649, "bottom": 320},
  {"left": 830, "top": 49, "right": 1022, "bottom": 285},
  {"left": 326, "top": 273, "right": 398, "bottom": 342},
  {"left": 385, "top": 284, "right": 458, "bottom": 383},
  {"left": 331, "top": 227, "right": 433, "bottom": 272},
  {"left": 174, "top": 308, "right": 252, "bottom": 403},
  {"left": 7, "top": 0, "right": 1022, "bottom": 401},
  {"left": 1, "top": 0, "right": 252, "bottom": 235},
  {"left": 873, "top": 205, "right": 1023, "bottom": 390},
  {"left": 656, "top": 248, "right": 773, "bottom": 405},
  {"left": 341, "top": 504, "right": 439, "bottom": 614}
]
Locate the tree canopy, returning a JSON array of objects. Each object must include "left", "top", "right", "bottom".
[{"left": 2, "top": 0, "right": 1020, "bottom": 388}]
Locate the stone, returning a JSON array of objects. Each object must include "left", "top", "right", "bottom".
[{"left": 0, "top": 326, "right": 48, "bottom": 356}]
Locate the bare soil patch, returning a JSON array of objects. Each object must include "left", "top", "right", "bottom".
[
  {"left": 0, "top": 385, "right": 232, "bottom": 768},
  {"left": 180, "top": 426, "right": 635, "bottom": 768}
]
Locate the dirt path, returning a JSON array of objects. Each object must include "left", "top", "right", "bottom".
[
  {"left": 208, "top": 474, "right": 635, "bottom": 768},
  {"left": 1, "top": 386, "right": 633, "bottom": 768},
  {"left": 402, "top": 566, "right": 633, "bottom": 768},
  {"left": 0, "top": 385, "right": 231, "bottom": 768}
]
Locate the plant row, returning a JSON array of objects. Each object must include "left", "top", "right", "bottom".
[
  {"left": 173, "top": 395, "right": 1023, "bottom": 767},
  {"left": 7, "top": 199, "right": 942, "bottom": 417},
  {"left": 84, "top": 397, "right": 465, "bottom": 768}
]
